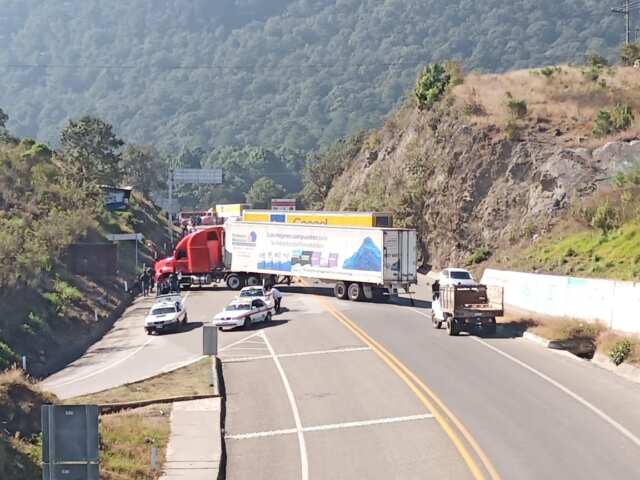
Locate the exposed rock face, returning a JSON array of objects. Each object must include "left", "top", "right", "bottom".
[{"left": 325, "top": 105, "right": 637, "bottom": 268}]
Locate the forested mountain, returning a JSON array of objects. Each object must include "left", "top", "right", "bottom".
[{"left": 0, "top": 0, "right": 624, "bottom": 153}]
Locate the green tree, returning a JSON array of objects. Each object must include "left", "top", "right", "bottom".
[
  {"left": 59, "top": 116, "right": 124, "bottom": 185},
  {"left": 122, "top": 144, "right": 164, "bottom": 195},
  {"left": 620, "top": 43, "right": 640, "bottom": 66},
  {"left": 414, "top": 63, "right": 451, "bottom": 111},
  {"left": 586, "top": 50, "right": 608, "bottom": 68},
  {"left": 245, "top": 177, "right": 285, "bottom": 208}
]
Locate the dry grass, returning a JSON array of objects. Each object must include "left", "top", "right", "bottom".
[
  {"left": 597, "top": 330, "right": 640, "bottom": 365},
  {"left": 101, "top": 404, "right": 171, "bottom": 480},
  {"left": 531, "top": 318, "right": 606, "bottom": 342},
  {"left": 452, "top": 66, "right": 640, "bottom": 145},
  {"left": 67, "top": 357, "right": 213, "bottom": 405}
]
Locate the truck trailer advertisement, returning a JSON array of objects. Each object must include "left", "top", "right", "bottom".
[{"left": 227, "top": 222, "right": 388, "bottom": 284}]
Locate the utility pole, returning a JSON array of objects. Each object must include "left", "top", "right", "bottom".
[
  {"left": 168, "top": 167, "right": 174, "bottom": 248},
  {"left": 612, "top": 0, "right": 632, "bottom": 45}
]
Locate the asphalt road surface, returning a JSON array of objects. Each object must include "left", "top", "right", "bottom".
[{"left": 43, "top": 281, "right": 640, "bottom": 479}]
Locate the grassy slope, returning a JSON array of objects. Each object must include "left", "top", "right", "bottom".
[
  {"left": 68, "top": 357, "right": 213, "bottom": 405},
  {"left": 101, "top": 404, "right": 171, "bottom": 480},
  {"left": 0, "top": 369, "right": 56, "bottom": 480},
  {"left": 498, "top": 221, "right": 640, "bottom": 281}
]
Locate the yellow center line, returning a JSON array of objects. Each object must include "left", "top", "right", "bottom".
[{"left": 309, "top": 289, "right": 501, "bottom": 480}]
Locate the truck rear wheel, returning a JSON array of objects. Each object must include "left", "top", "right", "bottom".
[
  {"left": 447, "top": 317, "right": 459, "bottom": 336},
  {"left": 334, "top": 281, "right": 347, "bottom": 300},
  {"left": 246, "top": 275, "right": 261, "bottom": 287},
  {"left": 347, "top": 282, "right": 363, "bottom": 301},
  {"left": 226, "top": 274, "right": 243, "bottom": 290},
  {"left": 485, "top": 318, "right": 497, "bottom": 335},
  {"left": 431, "top": 312, "right": 442, "bottom": 329}
]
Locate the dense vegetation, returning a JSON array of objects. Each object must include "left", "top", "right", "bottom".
[
  {"left": 0, "top": 110, "right": 169, "bottom": 373},
  {"left": 0, "top": 0, "right": 626, "bottom": 154}
]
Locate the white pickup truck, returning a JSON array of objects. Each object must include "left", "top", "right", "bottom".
[{"left": 144, "top": 294, "right": 188, "bottom": 334}]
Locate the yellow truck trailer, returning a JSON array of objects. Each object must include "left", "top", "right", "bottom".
[{"left": 242, "top": 210, "right": 392, "bottom": 228}]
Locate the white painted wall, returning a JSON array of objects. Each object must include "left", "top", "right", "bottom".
[{"left": 481, "top": 269, "right": 640, "bottom": 334}]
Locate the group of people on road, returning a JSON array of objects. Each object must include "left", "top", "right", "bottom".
[
  {"left": 138, "top": 266, "right": 155, "bottom": 296},
  {"left": 137, "top": 265, "right": 183, "bottom": 297},
  {"left": 156, "top": 272, "right": 181, "bottom": 295}
]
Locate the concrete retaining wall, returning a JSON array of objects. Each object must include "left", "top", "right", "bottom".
[{"left": 481, "top": 269, "right": 640, "bottom": 334}]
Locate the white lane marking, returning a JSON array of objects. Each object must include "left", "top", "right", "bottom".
[
  {"left": 262, "top": 331, "right": 309, "bottom": 480},
  {"left": 222, "top": 346, "right": 371, "bottom": 363},
  {"left": 226, "top": 413, "right": 434, "bottom": 440},
  {"left": 472, "top": 337, "right": 640, "bottom": 449},
  {"left": 304, "top": 413, "right": 434, "bottom": 433},
  {"left": 218, "top": 332, "right": 262, "bottom": 352},
  {"left": 226, "top": 427, "right": 297, "bottom": 440},
  {"left": 44, "top": 338, "right": 153, "bottom": 388},
  {"left": 44, "top": 292, "right": 193, "bottom": 388}
]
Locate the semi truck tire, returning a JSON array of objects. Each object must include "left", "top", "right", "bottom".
[
  {"left": 447, "top": 317, "right": 459, "bottom": 336},
  {"left": 246, "top": 275, "right": 261, "bottom": 286},
  {"left": 334, "top": 281, "right": 347, "bottom": 300},
  {"left": 431, "top": 312, "right": 442, "bottom": 329},
  {"left": 347, "top": 282, "right": 363, "bottom": 301},
  {"left": 226, "top": 274, "right": 243, "bottom": 290},
  {"left": 485, "top": 318, "right": 497, "bottom": 335}
]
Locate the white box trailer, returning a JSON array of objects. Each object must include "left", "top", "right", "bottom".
[{"left": 225, "top": 222, "right": 416, "bottom": 300}]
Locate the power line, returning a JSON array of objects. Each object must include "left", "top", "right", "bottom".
[{"left": 0, "top": 61, "right": 421, "bottom": 71}]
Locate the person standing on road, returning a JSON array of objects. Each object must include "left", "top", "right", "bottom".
[
  {"left": 271, "top": 286, "right": 283, "bottom": 313},
  {"left": 140, "top": 270, "right": 150, "bottom": 297},
  {"left": 169, "top": 272, "right": 180, "bottom": 293},
  {"left": 432, "top": 279, "right": 440, "bottom": 301},
  {"left": 147, "top": 267, "right": 155, "bottom": 293}
]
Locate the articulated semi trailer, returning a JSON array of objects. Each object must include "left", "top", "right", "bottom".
[{"left": 155, "top": 221, "right": 417, "bottom": 300}]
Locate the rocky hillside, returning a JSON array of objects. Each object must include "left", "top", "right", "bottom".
[{"left": 322, "top": 65, "right": 640, "bottom": 268}]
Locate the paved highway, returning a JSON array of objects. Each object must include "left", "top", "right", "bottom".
[{"left": 43, "top": 280, "right": 640, "bottom": 479}]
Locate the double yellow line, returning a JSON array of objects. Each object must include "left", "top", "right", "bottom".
[{"left": 315, "top": 295, "right": 501, "bottom": 480}]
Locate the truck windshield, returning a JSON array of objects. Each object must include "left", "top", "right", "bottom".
[
  {"left": 450, "top": 271, "right": 472, "bottom": 279},
  {"left": 226, "top": 304, "right": 251, "bottom": 311},
  {"left": 240, "top": 289, "right": 263, "bottom": 297},
  {"left": 152, "top": 307, "right": 175, "bottom": 315}
]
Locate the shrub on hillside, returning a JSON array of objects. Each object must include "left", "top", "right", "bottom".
[
  {"left": 505, "top": 93, "right": 527, "bottom": 119},
  {"left": 609, "top": 339, "right": 632, "bottom": 365},
  {"left": 593, "top": 104, "right": 634, "bottom": 138},
  {"left": 620, "top": 42, "right": 640, "bottom": 66},
  {"left": 590, "top": 203, "right": 618, "bottom": 235},
  {"left": 466, "top": 247, "right": 492, "bottom": 265},
  {"left": 414, "top": 63, "right": 451, "bottom": 111}
]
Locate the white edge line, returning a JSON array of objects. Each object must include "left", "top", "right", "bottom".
[
  {"left": 472, "top": 336, "right": 640, "bottom": 449},
  {"left": 409, "top": 304, "right": 640, "bottom": 449},
  {"left": 226, "top": 413, "right": 434, "bottom": 440},
  {"left": 44, "top": 337, "right": 153, "bottom": 388},
  {"left": 44, "top": 292, "right": 194, "bottom": 388},
  {"left": 262, "top": 331, "right": 309, "bottom": 480}
]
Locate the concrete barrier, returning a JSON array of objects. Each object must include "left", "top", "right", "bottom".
[{"left": 481, "top": 269, "right": 640, "bottom": 334}]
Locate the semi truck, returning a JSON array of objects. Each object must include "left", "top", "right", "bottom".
[{"left": 154, "top": 221, "right": 416, "bottom": 300}]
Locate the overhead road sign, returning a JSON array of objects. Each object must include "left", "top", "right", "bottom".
[
  {"left": 173, "top": 168, "right": 223, "bottom": 185},
  {"left": 106, "top": 233, "right": 143, "bottom": 242}
]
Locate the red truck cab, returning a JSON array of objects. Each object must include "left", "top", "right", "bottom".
[{"left": 155, "top": 227, "right": 226, "bottom": 282}]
